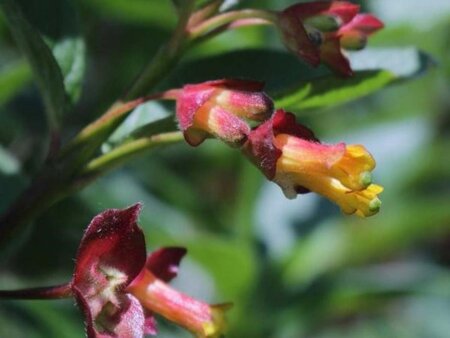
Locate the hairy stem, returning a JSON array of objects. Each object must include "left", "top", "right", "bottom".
[{"left": 0, "top": 283, "right": 72, "bottom": 300}]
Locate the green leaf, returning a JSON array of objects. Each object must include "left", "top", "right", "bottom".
[
  {"left": 15, "top": 0, "right": 86, "bottom": 103},
  {"left": 0, "top": 0, "right": 67, "bottom": 129},
  {"left": 275, "top": 48, "right": 435, "bottom": 111},
  {"left": 102, "top": 101, "right": 173, "bottom": 151},
  {"left": 169, "top": 49, "right": 326, "bottom": 92},
  {"left": 186, "top": 237, "right": 257, "bottom": 299},
  {"left": 52, "top": 37, "right": 85, "bottom": 103},
  {"left": 0, "top": 145, "right": 20, "bottom": 175},
  {"left": 81, "top": 0, "right": 176, "bottom": 28},
  {"left": 282, "top": 196, "right": 450, "bottom": 288},
  {"left": 275, "top": 70, "right": 395, "bottom": 110},
  {"left": 0, "top": 60, "right": 32, "bottom": 106}
]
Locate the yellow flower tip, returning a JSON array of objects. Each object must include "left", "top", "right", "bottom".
[
  {"left": 200, "top": 303, "right": 233, "bottom": 338},
  {"left": 272, "top": 134, "right": 383, "bottom": 217},
  {"left": 331, "top": 144, "right": 376, "bottom": 190},
  {"left": 346, "top": 184, "right": 383, "bottom": 217}
]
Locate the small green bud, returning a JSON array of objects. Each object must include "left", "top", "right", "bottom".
[
  {"left": 360, "top": 171, "right": 372, "bottom": 188},
  {"left": 341, "top": 32, "right": 367, "bottom": 50},
  {"left": 304, "top": 15, "right": 341, "bottom": 32},
  {"left": 368, "top": 198, "right": 382, "bottom": 213}
]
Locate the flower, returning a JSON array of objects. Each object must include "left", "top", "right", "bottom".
[
  {"left": 243, "top": 110, "right": 382, "bottom": 217},
  {"left": 176, "top": 79, "right": 273, "bottom": 146},
  {"left": 72, "top": 204, "right": 230, "bottom": 338},
  {"left": 276, "top": 1, "right": 383, "bottom": 76}
]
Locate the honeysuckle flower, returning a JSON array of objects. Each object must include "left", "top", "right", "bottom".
[
  {"left": 276, "top": 1, "right": 383, "bottom": 76},
  {"left": 243, "top": 110, "right": 382, "bottom": 217},
  {"left": 176, "top": 79, "right": 273, "bottom": 146},
  {"left": 71, "top": 204, "right": 230, "bottom": 338}
]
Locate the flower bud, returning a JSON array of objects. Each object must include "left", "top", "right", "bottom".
[
  {"left": 176, "top": 79, "right": 273, "bottom": 146},
  {"left": 275, "top": 2, "right": 383, "bottom": 76},
  {"left": 304, "top": 14, "right": 342, "bottom": 32},
  {"left": 340, "top": 31, "right": 367, "bottom": 50}
]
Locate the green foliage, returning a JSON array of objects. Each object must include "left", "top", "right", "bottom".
[
  {"left": 0, "top": 1, "right": 449, "bottom": 338},
  {"left": 0, "top": 0, "right": 67, "bottom": 129},
  {"left": 275, "top": 48, "right": 435, "bottom": 110}
]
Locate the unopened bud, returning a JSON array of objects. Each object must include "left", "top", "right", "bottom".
[
  {"left": 340, "top": 31, "right": 367, "bottom": 50},
  {"left": 360, "top": 171, "right": 372, "bottom": 188},
  {"left": 304, "top": 14, "right": 342, "bottom": 32}
]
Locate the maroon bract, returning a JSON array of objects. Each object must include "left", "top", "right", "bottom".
[
  {"left": 176, "top": 79, "right": 273, "bottom": 146},
  {"left": 276, "top": 1, "right": 383, "bottom": 76},
  {"left": 72, "top": 204, "right": 147, "bottom": 338}
]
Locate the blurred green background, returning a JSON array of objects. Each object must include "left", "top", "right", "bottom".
[{"left": 0, "top": 0, "right": 449, "bottom": 337}]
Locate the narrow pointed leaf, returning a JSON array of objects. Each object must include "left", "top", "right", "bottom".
[
  {"left": 275, "top": 48, "right": 435, "bottom": 110},
  {"left": 0, "top": 0, "right": 67, "bottom": 129}
]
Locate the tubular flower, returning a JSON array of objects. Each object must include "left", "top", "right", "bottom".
[
  {"left": 276, "top": 1, "right": 383, "bottom": 76},
  {"left": 72, "top": 204, "right": 230, "bottom": 338},
  {"left": 243, "top": 110, "right": 382, "bottom": 217},
  {"left": 176, "top": 79, "right": 273, "bottom": 146}
]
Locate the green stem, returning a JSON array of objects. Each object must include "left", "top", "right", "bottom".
[
  {"left": 0, "top": 283, "right": 72, "bottom": 300},
  {"left": 124, "top": 0, "right": 196, "bottom": 100},
  {"left": 81, "top": 131, "right": 184, "bottom": 177},
  {"left": 188, "top": 9, "right": 277, "bottom": 40},
  {"left": 62, "top": 89, "right": 180, "bottom": 156}
]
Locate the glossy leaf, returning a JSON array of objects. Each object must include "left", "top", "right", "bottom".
[
  {"left": 169, "top": 49, "right": 325, "bottom": 93},
  {"left": 275, "top": 48, "right": 435, "bottom": 110},
  {"left": 0, "top": 0, "right": 67, "bottom": 129},
  {"left": 0, "top": 60, "right": 32, "bottom": 106},
  {"left": 80, "top": 0, "right": 176, "bottom": 28},
  {"left": 53, "top": 37, "right": 85, "bottom": 103}
]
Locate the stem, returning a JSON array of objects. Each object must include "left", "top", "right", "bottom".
[
  {"left": 81, "top": 131, "right": 184, "bottom": 177},
  {"left": 190, "top": 18, "right": 274, "bottom": 47},
  {"left": 188, "top": 9, "right": 277, "bottom": 40},
  {"left": 124, "top": 0, "right": 196, "bottom": 100},
  {"left": 65, "top": 89, "right": 181, "bottom": 154},
  {"left": 0, "top": 283, "right": 72, "bottom": 300}
]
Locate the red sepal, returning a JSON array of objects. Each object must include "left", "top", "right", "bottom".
[
  {"left": 243, "top": 109, "right": 319, "bottom": 179},
  {"left": 73, "top": 204, "right": 146, "bottom": 289},
  {"left": 320, "top": 36, "right": 353, "bottom": 76},
  {"left": 285, "top": 1, "right": 359, "bottom": 24},
  {"left": 72, "top": 204, "right": 147, "bottom": 338},
  {"left": 145, "top": 247, "right": 187, "bottom": 282},
  {"left": 340, "top": 14, "right": 384, "bottom": 35},
  {"left": 272, "top": 109, "right": 318, "bottom": 141}
]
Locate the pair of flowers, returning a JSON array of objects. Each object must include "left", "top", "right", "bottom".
[{"left": 177, "top": 78, "right": 382, "bottom": 218}]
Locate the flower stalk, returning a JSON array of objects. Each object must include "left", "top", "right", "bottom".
[{"left": 0, "top": 284, "right": 72, "bottom": 300}]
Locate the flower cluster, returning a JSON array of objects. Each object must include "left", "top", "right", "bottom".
[
  {"left": 173, "top": 1, "right": 384, "bottom": 216},
  {"left": 72, "top": 204, "right": 229, "bottom": 338},
  {"left": 176, "top": 81, "right": 382, "bottom": 217},
  {"left": 276, "top": 1, "right": 383, "bottom": 75}
]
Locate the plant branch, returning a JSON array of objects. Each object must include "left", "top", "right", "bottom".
[
  {"left": 0, "top": 283, "right": 72, "bottom": 300},
  {"left": 188, "top": 9, "right": 277, "bottom": 40},
  {"left": 124, "top": 0, "right": 196, "bottom": 100},
  {"left": 81, "top": 131, "right": 184, "bottom": 178}
]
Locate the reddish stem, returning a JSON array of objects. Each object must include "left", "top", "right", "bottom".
[{"left": 0, "top": 283, "right": 72, "bottom": 300}]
